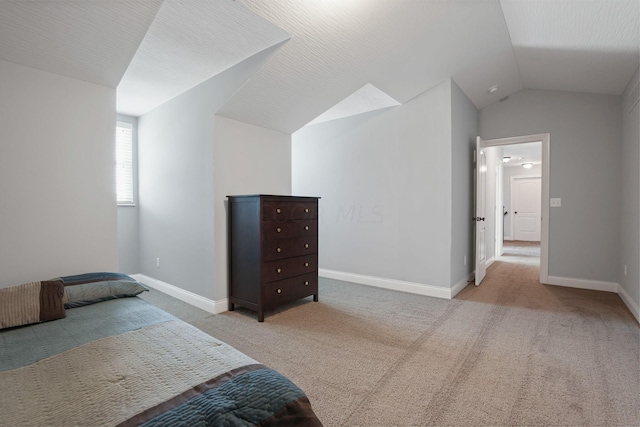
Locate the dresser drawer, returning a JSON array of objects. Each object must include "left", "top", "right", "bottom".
[
  {"left": 263, "top": 236, "right": 318, "bottom": 262},
  {"left": 262, "top": 201, "right": 318, "bottom": 221},
  {"left": 263, "top": 273, "right": 318, "bottom": 309},
  {"left": 263, "top": 220, "right": 317, "bottom": 240},
  {"left": 263, "top": 254, "right": 317, "bottom": 283}
]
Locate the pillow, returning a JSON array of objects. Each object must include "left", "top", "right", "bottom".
[
  {"left": 0, "top": 280, "right": 66, "bottom": 330},
  {"left": 57, "top": 272, "right": 148, "bottom": 308}
]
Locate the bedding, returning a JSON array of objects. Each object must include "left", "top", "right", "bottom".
[
  {"left": 0, "top": 279, "right": 321, "bottom": 426},
  {"left": 57, "top": 271, "right": 149, "bottom": 308},
  {"left": 0, "top": 280, "right": 65, "bottom": 329}
]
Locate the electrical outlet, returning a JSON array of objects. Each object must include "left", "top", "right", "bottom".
[
  {"left": 550, "top": 198, "right": 562, "bottom": 207},
  {"left": 156, "top": 257, "right": 160, "bottom": 268}
]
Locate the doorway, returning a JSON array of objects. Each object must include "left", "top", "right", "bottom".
[{"left": 476, "top": 133, "right": 550, "bottom": 285}]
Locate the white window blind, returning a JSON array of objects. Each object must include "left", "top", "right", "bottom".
[{"left": 116, "top": 121, "right": 134, "bottom": 205}]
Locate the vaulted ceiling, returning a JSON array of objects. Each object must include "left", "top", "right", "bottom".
[{"left": 0, "top": 0, "right": 637, "bottom": 134}]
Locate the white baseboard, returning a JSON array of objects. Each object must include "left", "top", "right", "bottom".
[
  {"left": 545, "top": 275, "right": 619, "bottom": 293},
  {"left": 617, "top": 284, "right": 640, "bottom": 323},
  {"left": 132, "top": 274, "right": 227, "bottom": 314},
  {"left": 545, "top": 276, "right": 638, "bottom": 323},
  {"left": 319, "top": 268, "right": 457, "bottom": 299}
]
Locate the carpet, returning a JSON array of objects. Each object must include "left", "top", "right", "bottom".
[{"left": 139, "top": 249, "right": 639, "bottom": 426}]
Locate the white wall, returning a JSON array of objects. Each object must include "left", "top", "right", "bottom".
[
  {"left": 116, "top": 114, "right": 139, "bottom": 275},
  {"left": 450, "top": 80, "right": 478, "bottom": 286},
  {"left": 0, "top": 59, "right": 117, "bottom": 287},
  {"left": 136, "top": 43, "right": 284, "bottom": 300},
  {"left": 213, "top": 116, "right": 291, "bottom": 299},
  {"left": 620, "top": 67, "right": 639, "bottom": 317},
  {"left": 480, "top": 89, "right": 622, "bottom": 284},
  {"left": 293, "top": 80, "right": 454, "bottom": 289},
  {"left": 503, "top": 164, "right": 542, "bottom": 240}
]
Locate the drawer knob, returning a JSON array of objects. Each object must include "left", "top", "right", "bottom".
[
  {"left": 304, "top": 262, "right": 309, "bottom": 267},
  {"left": 305, "top": 226, "right": 309, "bottom": 231},
  {"left": 276, "top": 208, "right": 281, "bottom": 214},
  {"left": 304, "top": 243, "right": 309, "bottom": 249},
  {"left": 276, "top": 227, "right": 282, "bottom": 233},
  {"left": 277, "top": 268, "right": 282, "bottom": 273},
  {"left": 305, "top": 208, "right": 309, "bottom": 213},
  {"left": 276, "top": 247, "right": 281, "bottom": 253},
  {"left": 277, "top": 288, "right": 282, "bottom": 294},
  {"left": 304, "top": 281, "right": 309, "bottom": 286}
]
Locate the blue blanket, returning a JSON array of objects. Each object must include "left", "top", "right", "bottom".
[{"left": 0, "top": 296, "right": 322, "bottom": 426}]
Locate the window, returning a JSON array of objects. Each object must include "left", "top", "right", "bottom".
[{"left": 116, "top": 121, "right": 134, "bottom": 205}]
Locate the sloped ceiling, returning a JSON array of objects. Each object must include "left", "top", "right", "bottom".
[
  {"left": 501, "top": 0, "right": 639, "bottom": 95},
  {"left": 307, "top": 84, "right": 401, "bottom": 126},
  {"left": 0, "top": 0, "right": 636, "bottom": 134},
  {"left": 116, "top": 0, "right": 291, "bottom": 117},
  {"left": 218, "top": 0, "right": 639, "bottom": 133},
  {"left": 0, "top": 0, "right": 163, "bottom": 88},
  {"left": 218, "top": 0, "right": 523, "bottom": 133}
]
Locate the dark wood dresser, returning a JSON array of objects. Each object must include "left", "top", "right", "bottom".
[{"left": 227, "top": 195, "right": 320, "bottom": 322}]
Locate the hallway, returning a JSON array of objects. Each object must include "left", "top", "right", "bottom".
[
  {"left": 456, "top": 240, "right": 630, "bottom": 316},
  {"left": 501, "top": 240, "right": 540, "bottom": 260}
]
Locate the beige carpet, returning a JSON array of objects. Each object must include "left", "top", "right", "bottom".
[{"left": 140, "top": 247, "right": 639, "bottom": 426}]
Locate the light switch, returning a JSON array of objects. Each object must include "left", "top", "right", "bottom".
[{"left": 550, "top": 198, "right": 561, "bottom": 207}]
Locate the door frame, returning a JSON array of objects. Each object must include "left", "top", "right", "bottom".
[
  {"left": 495, "top": 155, "right": 504, "bottom": 257},
  {"left": 480, "top": 133, "right": 550, "bottom": 284}
]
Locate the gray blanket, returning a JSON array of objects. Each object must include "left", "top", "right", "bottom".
[
  {"left": 0, "top": 297, "right": 175, "bottom": 372},
  {"left": 0, "top": 297, "right": 322, "bottom": 426}
]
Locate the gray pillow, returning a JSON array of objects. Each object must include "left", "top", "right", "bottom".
[{"left": 57, "top": 273, "right": 148, "bottom": 308}]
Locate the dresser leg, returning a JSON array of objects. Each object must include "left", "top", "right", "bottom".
[
  {"left": 229, "top": 302, "right": 235, "bottom": 311},
  {"left": 258, "top": 310, "right": 264, "bottom": 322},
  {"left": 313, "top": 294, "right": 318, "bottom": 302}
]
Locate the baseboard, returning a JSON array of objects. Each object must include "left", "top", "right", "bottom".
[
  {"left": 545, "top": 275, "right": 619, "bottom": 293},
  {"left": 617, "top": 284, "right": 640, "bottom": 323},
  {"left": 451, "top": 272, "right": 475, "bottom": 298},
  {"left": 132, "top": 274, "right": 228, "bottom": 314},
  {"left": 319, "top": 268, "right": 453, "bottom": 299}
]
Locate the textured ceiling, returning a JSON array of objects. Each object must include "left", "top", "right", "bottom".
[
  {"left": 501, "top": 0, "right": 640, "bottom": 95},
  {"left": 1, "top": 0, "right": 637, "bottom": 133},
  {"left": 219, "top": 0, "right": 639, "bottom": 133},
  {"left": 0, "top": 0, "right": 163, "bottom": 88},
  {"left": 116, "top": 0, "right": 291, "bottom": 117},
  {"left": 218, "top": 0, "right": 522, "bottom": 133}
]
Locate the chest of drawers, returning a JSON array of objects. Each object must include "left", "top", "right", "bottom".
[{"left": 227, "top": 195, "right": 320, "bottom": 322}]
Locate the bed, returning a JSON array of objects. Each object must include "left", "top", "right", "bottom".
[{"left": 0, "top": 273, "right": 322, "bottom": 426}]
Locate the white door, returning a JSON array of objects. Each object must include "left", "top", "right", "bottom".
[
  {"left": 512, "top": 177, "right": 541, "bottom": 241},
  {"left": 475, "top": 137, "right": 487, "bottom": 285}
]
